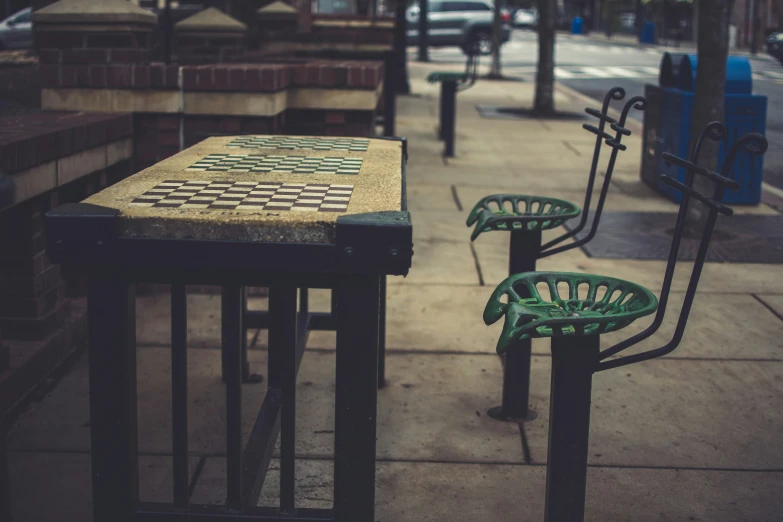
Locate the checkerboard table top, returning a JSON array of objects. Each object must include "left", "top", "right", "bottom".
[{"left": 83, "top": 135, "right": 404, "bottom": 244}]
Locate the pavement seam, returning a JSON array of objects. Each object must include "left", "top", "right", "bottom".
[
  {"left": 469, "top": 242, "right": 486, "bottom": 286},
  {"left": 10, "top": 448, "right": 783, "bottom": 473},
  {"left": 751, "top": 294, "right": 783, "bottom": 324},
  {"left": 450, "top": 184, "right": 463, "bottom": 211}
]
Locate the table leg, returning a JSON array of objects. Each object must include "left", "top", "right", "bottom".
[
  {"left": 269, "top": 287, "right": 298, "bottom": 512},
  {"left": 378, "top": 275, "right": 387, "bottom": 389},
  {"left": 488, "top": 229, "right": 541, "bottom": 421},
  {"left": 544, "top": 335, "right": 599, "bottom": 522},
  {"left": 334, "top": 275, "right": 380, "bottom": 522},
  {"left": 222, "top": 285, "right": 243, "bottom": 510},
  {"left": 88, "top": 276, "right": 138, "bottom": 522}
]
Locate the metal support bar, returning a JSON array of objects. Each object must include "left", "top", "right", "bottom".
[
  {"left": 1, "top": 421, "right": 13, "bottom": 522},
  {"left": 241, "top": 389, "right": 281, "bottom": 510},
  {"left": 488, "top": 229, "right": 541, "bottom": 421},
  {"left": 269, "top": 288, "right": 298, "bottom": 512},
  {"left": 442, "top": 81, "right": 457, "bottom": 157},
  {"left": 544, "top": 335, "right": 600, "bottom": 522},
  {"left": 171, "top": 284, "right": 189, "bottom": 508},
  {"left": 378, "top": 276, "right": 387, "bottom": 388},
  {"left": 242, "top": 311, "right": 310, "bottom": 510},
  {"left": 88, "top": 276, "right": 138, "bottom": 522},
  {"left": 222, "top": 286, "right": 244, "bottom": 510},
  {"left": 334, "top": 276, "right": 381, "bottom": 522}
]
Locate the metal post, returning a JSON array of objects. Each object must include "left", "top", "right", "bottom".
[
  {"left": 383, "top": 52, "right": 396, "bottom": 137},
  {"left": 488, "top": 229, "right": 541, "bottom": 421},
  {"left": 171, "top": 284, "right": 189, "bottom": 508},
  {"left": 750, "top": 0, "right": 759, "bottom": 54},
  {"left": 334, "top": 275, "right": 381, "bottom": 522},
  {"left": 378, "top": 275, "right": 387, "bottom": 388},
  {"left": 418, "top": 0, "right": 429, "bottom": 62},
  {"left": 163, "top": 0, "right": 172, "bottom": 65},
  {"left": 544, "top": 334, "right": 599, "bottom": 522},
  {"left": 222, "top": 286, "right": 243, "bottom": 510},
  {"left": 442, "top": 80, "right": 457, "bottom": 157},
  {"left": 87, "top": 276, "right": 138, "bottom": 522},
  {"left": 438, "top": 83, "right": 447, "bottom": 140},
  {"left": 269, "top": 288, "right": 298, "bottom": 512},
  {"left": 0, "top": 420, "right": 12, "bottom": 522}
]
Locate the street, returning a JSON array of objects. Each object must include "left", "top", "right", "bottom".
[{"left": 415, "top": 29, "right": 783, "bottom": 190}]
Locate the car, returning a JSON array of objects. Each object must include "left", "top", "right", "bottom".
[
  {"left": 0, "top": 7, "right": 32, "bottom": 50},
  {"left": 406, "top": 0, "right": 511, "bottom": 55},
  {"left": 513, "top": 8, "right": 537, "bottom": 29},
  {"left": 767, "top": 32, "right": 783, "bottom": 64}
]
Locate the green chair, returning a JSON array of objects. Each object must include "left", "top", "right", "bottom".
[
  {"left": 483, "top": 123, "right": 767, "bottom": 522},
  {"left": 467, "top": 87, "right": 644, "bottom": 421}
]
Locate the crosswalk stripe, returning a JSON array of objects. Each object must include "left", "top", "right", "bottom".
[
  {"left": 763, "top": 70, "right": 783, "bottom": 79},
  {"left": 753, "top": 73, "right": 764, "bottom": 81},
  {"left": 604, "top": 66, "right": 643, "bottom": 78},
  {"left": 554, "top": 67, "right": 576, "bottom": 79},
  {"left": 580, "top": 66, "right": 612, "bottom": 77},
  {"left": 639, "top": 66, "right": 660, "bottom": 75}
]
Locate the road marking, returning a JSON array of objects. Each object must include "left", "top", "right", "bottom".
[
  {"left": 763, "top": 70, "right": 783, "bottom": 79},
  {"left": 604, "top": 66, "right": 643, "bottom": 77},
  {"left": 554, "top": 67, "right": 576, "bottom": 79},
  {"left": 579, "top": 66, "right": 612, "bottom": 77},
  {"left": 639, "top": 66, "right": 660, "bottom": 75},
  {"left": 752, "top": 73, "right": 764, "bottom": 81}
]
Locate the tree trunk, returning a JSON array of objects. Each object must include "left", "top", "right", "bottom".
[
  {"left": 534, "top": 0, "right": 556, "bottom": 116},
  {"left": 488, "top": 0, "right": 503, "bottom": 78},
  {"left": 687, "top": 0, "right": 735, "bottom": 233}
]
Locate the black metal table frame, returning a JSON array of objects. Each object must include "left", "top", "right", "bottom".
[{"left": 45, "top": 140, "right": 411, "bottom": 522}]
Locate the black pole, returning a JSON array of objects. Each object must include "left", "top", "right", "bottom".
[
  {"left": 544, "top": 334, "right": 599, "bottom": 522},
  {"left": 442, "top": 80, "right": 457, "bottom": 157},
  {"left": 488, "top": 228, "right": 541, "bottom": 421},
  {"left": 163, "top": 0, "right": 172, "bottom": 65},
  {"left": 418, "top": 0, "right": 429, "bottom": 62},
  {"left": 750, "top": 0, "right": 759, "bottom": 55},
  {"left": 394, "top": 0, "right": 411, "bottom": 94}
]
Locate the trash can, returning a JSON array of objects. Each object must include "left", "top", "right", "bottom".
[
  {"left": 643, "top": 54, "right": 767, "bottom": 204},
  {"left": 639, "top": 22, "right": 655, "bottom": 44},
  {"left": 571, "top": 17, "right": 583, "bottom": 35}
]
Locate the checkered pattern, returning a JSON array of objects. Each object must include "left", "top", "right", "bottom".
[
  {"left": 187, "top": 154, "right": 363, "bottom": 175},
  {"left": 130, "top": 180, "right": 354, "bottom": 212},
  {"left": 226, "top": 136, "right": 370, "bottom": 152}
]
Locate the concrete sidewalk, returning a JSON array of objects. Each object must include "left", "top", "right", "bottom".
[{"left": 6, "top": 62, "right": 783, "bottom": 521}]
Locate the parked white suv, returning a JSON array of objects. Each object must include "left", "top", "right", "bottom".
[{"left": 406, "top": 0, "right": 511, "bottom": 55}]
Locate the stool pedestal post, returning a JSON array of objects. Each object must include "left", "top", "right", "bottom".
[
  {"left": 544, "top": 334, "right": 599, "bottom": 522},
  {"left": 488, "top": 228, "right": 541, "bottom": 421}
]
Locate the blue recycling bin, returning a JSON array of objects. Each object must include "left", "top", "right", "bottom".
[
  {"left": 571, "top": 17, "right": 583, "bottom": 35},
  {"left": 644, "top": 54, "right": 767, "bottom": 205},
  {"left": 639, "top": 22, "right": 655, "bottom": 44}
]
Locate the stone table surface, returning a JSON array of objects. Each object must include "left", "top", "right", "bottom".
[{"left": 83, "top": 135, "right": 404, "bottom": 244}]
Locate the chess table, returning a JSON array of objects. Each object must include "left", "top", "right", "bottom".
[{"left": 45, "top": 135, "right": 412, "bottom": 522}]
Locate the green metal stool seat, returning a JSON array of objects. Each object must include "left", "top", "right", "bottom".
[
  {"left": 427, "top": 50, "right": 480, "bottom": 157},
  {"left": 481, "top": 123, "right": 768, "bottom": 522},
  {"left": 484, "top": 272, "right": 658, "bottom": 351},
  {"left": 466, "top": 195, "right": 582, "bottom": 241},
  {"left": 467, "top": 87, "right": 645, "bottom": 421}
]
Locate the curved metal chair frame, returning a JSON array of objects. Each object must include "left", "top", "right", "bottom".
[
  {"left": 467, "top": 87, "right": 646, "bottom": 421},
  {"left": 482, "top": 123, "right": 767, "bottom": 522}
]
